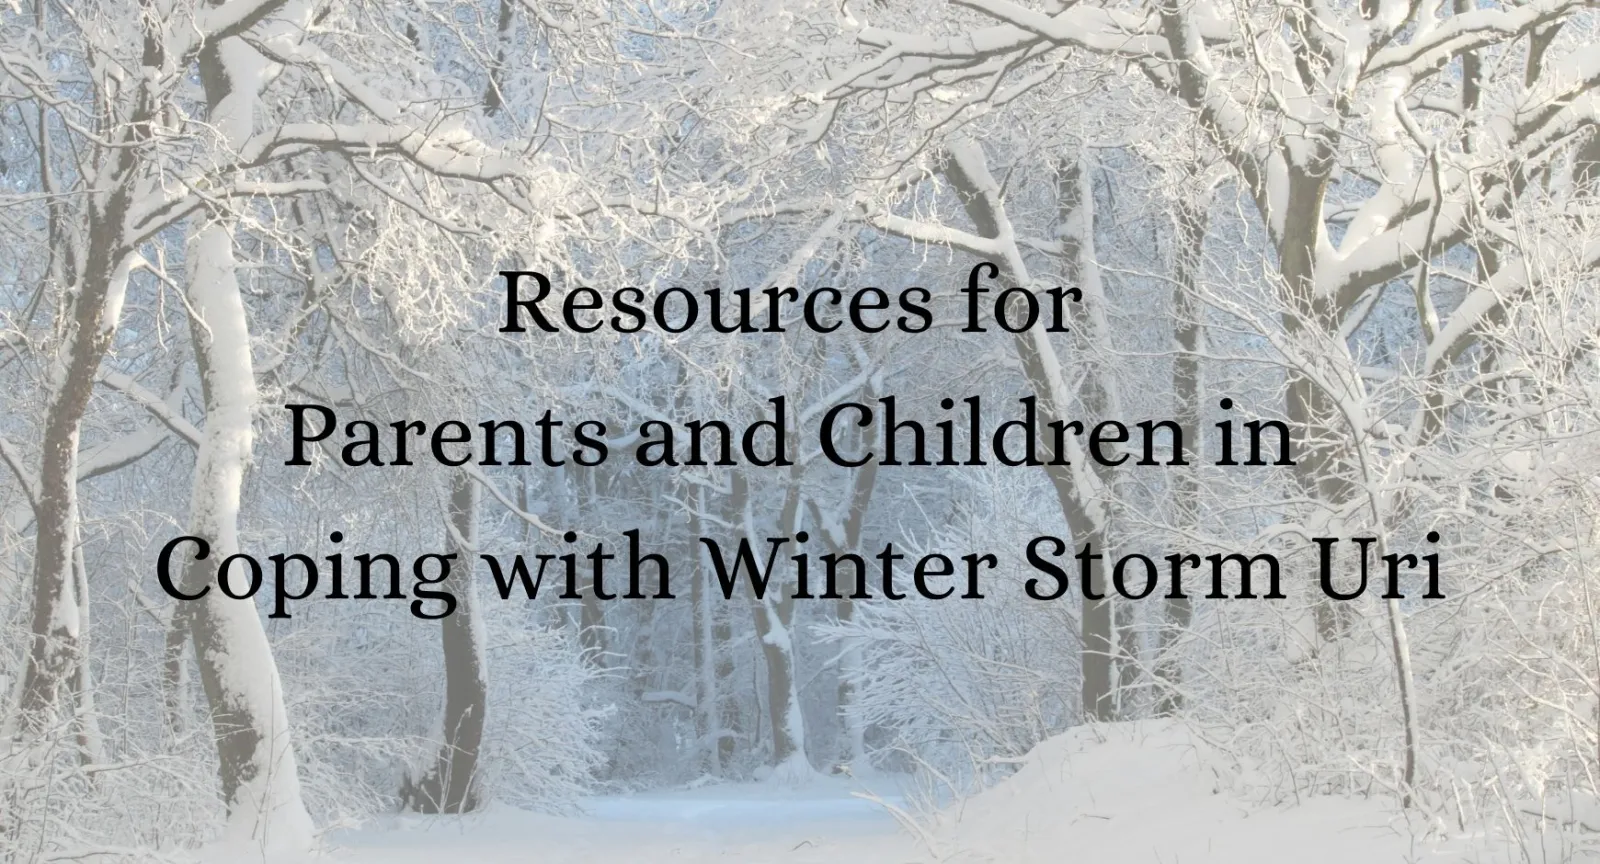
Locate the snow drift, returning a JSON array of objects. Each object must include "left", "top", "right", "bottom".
[
  {"left": 324, "top": 720, "right": 1506, "bottom": 864},
  {"left": 925, "top": 720, "right": 1484, "bottom": 864}
]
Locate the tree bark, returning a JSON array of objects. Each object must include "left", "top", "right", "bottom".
[
  {"left": 70, "top": 543, "right": 104, "bottom": 768},
  {"left": 690, "top": 486, "right": 720, "bottom": 774},
  {"left": 941, "top": 143, "right": 1116, "bottom": 722},
  {"left": 16, "top": 252, "right": 133, "bottom": 737},
  {"left": 182, "top": 219, "right": 314, "bottom": 847},
  {"left": 402, "top": 472, "right": 488, "bottom": 814},
  {"left": 749, "top": 467, "right": 809, "bottom": 772},
  {"left": 180, "top": 33, "right": 314, "bottom": 849},
  {"left": 715, "top": 473, "right": 746, "bottom": 769},
  {"left": 1155, "top": 181, "right": 1210, "bottom": 715},
  {"left": 808, "top": 390, "right": 878, "bottom": 766}
]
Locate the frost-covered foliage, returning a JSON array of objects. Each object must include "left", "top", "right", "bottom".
[
  {"left": 477, "top": 611, "right": 606, "bottom": 810},
  {"left": 822, "top": 467, "right": 1081, "bottom": 792},
  {"left": 3, "top": 0, "right": 1599, "bottom": 859}
]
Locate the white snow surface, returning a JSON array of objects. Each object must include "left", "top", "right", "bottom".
[
  {"left": 326, "top": 776, "right": 910, "bottom": 864},
  {"left": 921, "top": 721, "right": 1484, "bottom": 864},
  {"left": 230, "top": 721, "right": 1495, "bottom": 863}
]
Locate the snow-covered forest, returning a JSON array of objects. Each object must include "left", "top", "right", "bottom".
[{"left": 1, "top": 0, "right": 1598, "bottom": 861}]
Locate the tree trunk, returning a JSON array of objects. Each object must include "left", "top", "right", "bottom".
[
  {"left": 747, "top": 468, "right": 809, "bottom": 775},
  {"left": 1275, "top": 149, "right": 1352, "bottom": 643},
  {"left": 182, "top": 218, "right": 314, "bottom": 848},
  {"left": 180, "top": 34, "right": 314, "bottom": 850},
  {"left": 1385, "top": 592, "right": 1419, "bottom": 806},
  {"left": 1155, "top": 182, "right": 1210, "bottom": 716},
  {"left": 808, "top": 393, "right": 878, "bottom": 767},
  {"left": 690, "top": 487, "right": 720, "bottom": 774},
  {"left": 571, "top": 463, "right": 608, "bottom": 660},
  {"left": 942, "top": 142, "right": 1117, "bottom": 722},
  {"left": 13, "top": 0, "right": 155, "bottom": 736},
  {"left": 70, "top": 543, "right": 104, "bottom": 768},
  {"left": 164, "top": 603, "right": 190, "bottom": 738},
  {"left": 1576, "top": 129, "right": 1600, "bottom": 190},
  {"left": 15, "top": 252, "right": 133, "bottom": 737},
  {"left": 482, "top": 0, "right": 516, "bottom": 114},
  {"left": 402, "top": 472, "right": 488, "bottom": 814},
  {"left": 754, "top": 593, "right": 804, "bottom": 770},
  {"left": 715, "top": 473, "right": 745, "bottom": 770}
]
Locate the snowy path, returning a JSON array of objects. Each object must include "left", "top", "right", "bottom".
[
  {"left": 324, "top": 724, "right": 1503, "bottom": 864},
  {"left": 330, "top": 778, "right": 919, "bottom": 864}
]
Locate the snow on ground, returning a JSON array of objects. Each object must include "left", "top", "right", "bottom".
[
  {"left": 329, "top": 771, "right": 914, "bottom": 864},
  {"left": 319, "top": 722, "right": 1499, "bottom": 863},
  {"left": 923, "top": 721, "right": 1491, "bottom": 863}
]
